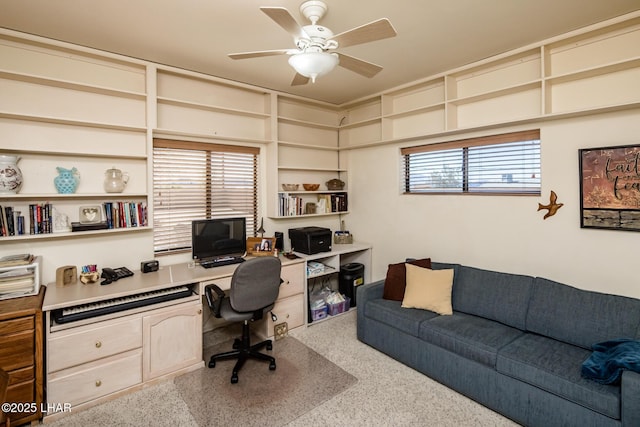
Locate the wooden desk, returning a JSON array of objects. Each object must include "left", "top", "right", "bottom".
[
  {"left": 39, "top": 245, "right": 370, "bottom": 421},
  {"left": 40, "top": 256, "right": 305, "bottom": 421}
]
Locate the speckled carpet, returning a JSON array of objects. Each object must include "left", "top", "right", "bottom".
[
  {"left": 47, "top": 311, "right": 519, "bottom": 427},
  {"left": 174, "top": 336, "right": 357, "bottom": 427}
]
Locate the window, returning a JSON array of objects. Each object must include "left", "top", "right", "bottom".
[
  {"left": 153, "top": 139, "right": 259, "bottom": 254},
  {"left": 401, "top": 130, "right": 540, "bottom": 195}
]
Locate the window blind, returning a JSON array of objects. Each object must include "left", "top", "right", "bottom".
[
  {"left": 153, "top": 139, "right": 258, "bottom": 254},
  {"left": 401, "top": 130, "right": 541, "bottom": 195}
]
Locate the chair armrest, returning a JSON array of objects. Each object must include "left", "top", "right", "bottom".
[
  {"left": 622, "top": 369, "right": 640, "bottom": 426},
  {"left": 204, "top": 284, "right": 226, "bottom": 318}
]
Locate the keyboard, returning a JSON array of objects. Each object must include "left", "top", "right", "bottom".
[
  {"left": 200, "top": 257, "right": 245, "bottom": 268},
  {"left": 52, "top": 285, "right": 194, "bottom": 324}
]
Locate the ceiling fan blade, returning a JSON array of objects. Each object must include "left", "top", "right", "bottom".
[
  {"left": 336, "top": 53, "right": 383, "bottom": 78},
  {"left": 228, "top": 49, "right": 292, "bottom": 60},
  {"left": 331, "top": 18, "right": 397, "bottom": 49},
  {"left": 291, "top": 73, "right": 310, "bottom": 86},
  {"left": 260, "top": 7, "right": 309, "bottom": 40}
]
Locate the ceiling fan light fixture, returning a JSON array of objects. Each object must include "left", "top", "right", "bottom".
[{"left": 288, "top": 51, "right": 338, "bottom": 83}]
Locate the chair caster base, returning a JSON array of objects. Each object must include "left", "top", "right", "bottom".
[
  {"left": 208, "top": 360, "right": 216, "bottom": 368},
  {"left": 269, "top": 361, "right": 276, "bottom": 370},
  {"left": 231, "top": 373, "right": 238, "bottom": 384}
]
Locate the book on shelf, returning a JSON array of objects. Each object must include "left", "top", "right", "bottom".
[
  {"left": 71, "top": 221, "right": 109, "bottom": 232},
  {"left": 103, "top": 201, "right": 148, "bottom": 229},
  {"left": 0, "top": 253, "right": 35, "bottom": 267},
  {"left": 28, "top": 203, "right": 53, "bottom": 235}
]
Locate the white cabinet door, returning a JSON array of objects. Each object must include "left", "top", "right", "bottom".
[{"left": 142, "top": 301, "right": 202, "bottom": 381}]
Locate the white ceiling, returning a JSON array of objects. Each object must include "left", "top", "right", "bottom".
[{"left": 1, "top": 0, "right": 639, "bottom": 105}]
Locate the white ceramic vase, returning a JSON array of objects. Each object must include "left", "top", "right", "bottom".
[{"left": 0, "top": 155, "right": 23, "bottom": 194}]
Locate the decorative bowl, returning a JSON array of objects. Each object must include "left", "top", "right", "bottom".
[
  {"left": 326, "top": 179, "right": 345, "bottom": 190},
  {"left": 303, "top": 183, "right": 320, "bottom": 191},
  {"left": 281, "top": 184, "right": 299, "bottom": 191}
]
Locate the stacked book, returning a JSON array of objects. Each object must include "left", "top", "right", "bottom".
[{"left": 0, "top": 254, "right": 37, "bottom": 300}]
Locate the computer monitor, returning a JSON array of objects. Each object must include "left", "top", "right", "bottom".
[{"left": 191, "top": 217, "right": 246, "bottom": 261}]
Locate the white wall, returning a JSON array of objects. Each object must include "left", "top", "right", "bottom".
[{"left": 347, "top": 109, "right": 640, "bottom": 298}]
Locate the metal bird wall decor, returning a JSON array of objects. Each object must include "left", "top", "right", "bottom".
[{"left": 538, "top": 190, "right": 563, "bottom": 220}]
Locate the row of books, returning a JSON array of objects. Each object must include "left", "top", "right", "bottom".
[
  {"left": 0, "top": 201, "right": 148, "bottom": 237},
  {"left": 278, "top": 193, "right": 348, "bottom": 217},
  {"left": 0, "top": 204, "right": 48, "bottom": 236},
  {"left": 102, "top": 201, "right": 148, "bottom": 229}
]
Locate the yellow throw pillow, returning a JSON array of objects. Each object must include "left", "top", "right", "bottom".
[{"left": 401, "top": 264, "right": 454, "bottom": 315}]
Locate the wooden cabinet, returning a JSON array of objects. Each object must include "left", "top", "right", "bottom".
[
  {"left": 45, "top": 299, "right": 202, "bottom": 415},
  {"left": 254, "top": 261, "right": 305, "bottom": 338},
  {"left": 142, "top": 301, "right": 202, "bottom": 380},
  {"left": 0, "top": 287, "right": 45, "bottom": 426}
]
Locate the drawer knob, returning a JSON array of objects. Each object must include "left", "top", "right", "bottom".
[
  {"left": 95, "top": 341, "right": 102, "bottom": 348},
  {"left": 198, "top": 309, "right": 202, "bottom": 315},
  {"left": 95, "top": 380, "right": 102, "bottom": 387}
]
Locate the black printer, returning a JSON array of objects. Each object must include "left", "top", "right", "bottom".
[{"left": 288, "top": 226, "right": 332, "bottom": 255}]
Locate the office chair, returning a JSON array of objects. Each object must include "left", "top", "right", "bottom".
[
  {"left": 204, "top": 256, "right": 282, "bottom": 384},
  {"left": 0, "top": 368, "right": 9, "bottom": 427}
]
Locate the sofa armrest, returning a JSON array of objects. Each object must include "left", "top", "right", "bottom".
[
  {"left": 622, "top": 369, "right": 640, "bottom": 426},
  {"left": 357, "top": 280, "right": 385, "bottom": 305}
]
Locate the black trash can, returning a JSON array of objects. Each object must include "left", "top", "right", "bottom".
[{"left": 339, "top": 263, "right": 364, "bottom": 307}]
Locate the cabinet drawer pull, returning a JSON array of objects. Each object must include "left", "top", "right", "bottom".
[
  {"left": 198, "top": 309, "right": 202, "bottom": 315},
  {"left": 95, "top": 380, "right": 102, "bottom": 387},
  {"left": 95, "top": 341, "right": 102, "bottom": 348}
]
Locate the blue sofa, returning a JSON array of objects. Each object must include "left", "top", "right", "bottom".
[{"left": 357, "top": 262, "right": 640, "bottom": 427}]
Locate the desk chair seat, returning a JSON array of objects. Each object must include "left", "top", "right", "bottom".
[{"left": 204, "top": 257, "right": 282, "bottom": 384}]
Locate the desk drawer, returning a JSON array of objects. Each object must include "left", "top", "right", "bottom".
[
  {"left": 0, "top": 316, "right": 33, "bottom": 335},
  {"left": 279, "top": 263, "right": 304, "bottom": 299},
  {"left": 268, "top": 293, "right": 304, "bottom": 332},
  {"left": 6, "top": 380, "right": 36, "bottom": 419},
  {"left": 0, "top": 330, "right": 34, "bottom": 370},
  {"left": 48, "top": 317, "right": 142, "bottom": 372},
  {"left": 48, "top": 351, "right": 142, "bottom": 406},
  {"left": 8, "top": 365, "right": 34, "bottom": 385}
]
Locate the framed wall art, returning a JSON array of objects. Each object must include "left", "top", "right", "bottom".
[{"left": 579, "top": 144, "right": 640, "bottom": 231}]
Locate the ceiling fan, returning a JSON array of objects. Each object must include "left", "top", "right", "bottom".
[{"left": 228, "top": 1, "right": 397, "bottom": 85}]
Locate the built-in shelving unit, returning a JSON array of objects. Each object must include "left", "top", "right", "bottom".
[
  {"left": 1, "top": 11, "right": 639, "bottom": 248},
  {"left": 337, "top": 14, "right": 640, "bottom": 149},
  {"left": 271, "top": 96, "right": 348, "bottom": 219},
  {"left": 155, "top": 69, "right": 271, "bottom": 143},
  {"left": 0, "top": 34, "right": 150, "bottom": 243}
]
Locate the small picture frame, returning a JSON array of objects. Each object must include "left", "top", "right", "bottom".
[
  {"left": 79, "top": 205, "right": 102, "bottom": 224},
  {"left": 246, "top": 237, "right": 276, "bottom": 256}
]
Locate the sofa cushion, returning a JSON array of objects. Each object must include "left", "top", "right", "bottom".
[
  {"left": 402, "top": 264, "right": 454, "bottom": 315},
  {"left": 364, "top": 298, "right": 439, "bottom": 337},
  {"left": 382, "top": 258, "right": 432, "bottom": 301},
  {"left": 419, "top": 312, "right": 524, "bottom": 368},
  {"left": 451, "top": 265, "right": 533, "bottom": 330},
  {"left": 497, "top": 333, "right": 620, "bottom": 419},
  {"left": 527, "top": 277, "right": 640, "bottom": 349}
]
